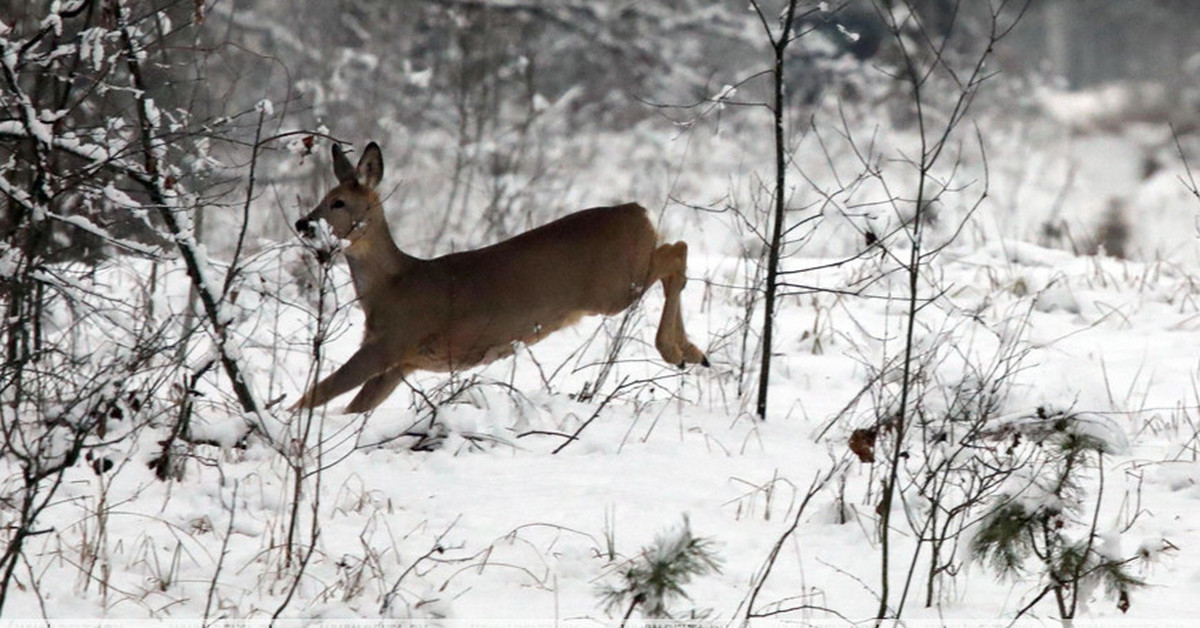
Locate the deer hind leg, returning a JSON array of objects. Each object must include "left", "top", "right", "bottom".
[
  {"left": 649, "top": 241, "right": 708, "bottom": 368},
  {"left": 344, "top": 366, "right": 407, "bottom": 413},
  {"left": 292, "top": 341, "right": 393, "bottom": 411}
]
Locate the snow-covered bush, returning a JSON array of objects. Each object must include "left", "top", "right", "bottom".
[{"left": 971, "top": 409, "right": 1144, "bottom": 620}]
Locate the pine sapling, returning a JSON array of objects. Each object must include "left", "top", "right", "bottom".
[
  {"left": 598, "top": 517, "right": 722, "bottom": 623},
  {"left": 970, "top": 409, "right": 1144, "bottom": 619}
]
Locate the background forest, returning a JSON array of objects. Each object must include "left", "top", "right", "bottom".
[{"left": 2, "top": 0, "right": 1200, "bottom": 623}]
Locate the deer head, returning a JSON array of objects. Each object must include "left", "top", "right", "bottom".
[{"left": 295, "top": 142, "right": 385, "bottom": 245}]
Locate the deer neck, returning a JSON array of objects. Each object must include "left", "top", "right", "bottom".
[{"left": 342, "top": 216, "right": 414, "bottom": 308}]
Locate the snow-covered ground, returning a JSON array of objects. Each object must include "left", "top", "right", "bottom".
[{"left": 4, "top": 102, "right": 1200, "bottom": 624}]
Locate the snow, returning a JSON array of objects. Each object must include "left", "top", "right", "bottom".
[
  {"left": 407, "top": 67, "right": 433, "bottom": 89},
  {"left": 4, "top": 50, "right": 1200, "bottom": 625},
  {"left": 7, "top": 213, "right": 1199, "bottom": 622},
  {"left": 836, "top": 23, "right": 861, "bottom": 43},
  {"left": 0, "top": 246, "right": 18, "bottom": 279},
  {"left": 102, "top": 182, "right": 137, "bottom": 208},
  {"left": 79, "top": 26, "right": 106, "bottom": 71},
  {"left": 144, "top": 97, "right": 160, "bottom": 129},
  {"left": 52, "top": 212, "right": 161, "bottom": 257},
  {"left": 40, "top": 6, "right": 62, "bottom": 36},
  {"left": 712, "top": 85, "right": 738, "bottom": 109}
]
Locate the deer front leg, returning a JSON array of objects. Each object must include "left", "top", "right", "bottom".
[
  {"left": 344, "top": 366, "right": 407, "bottom": 413},
  {"left": 292, "top": 341, "right": 395, "bottom": 411}
]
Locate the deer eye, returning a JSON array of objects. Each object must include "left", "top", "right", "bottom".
[{"left": 331, "top": 199, "right": 345, "bottom": 209}]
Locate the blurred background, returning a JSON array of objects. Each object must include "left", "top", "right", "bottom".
[{"left": 4, "top": 0, "right": 1200, "bottom": 263}]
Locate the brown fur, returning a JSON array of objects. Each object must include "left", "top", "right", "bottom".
[{"left": 292, "top": 142, "right": 707, "bottom": 413}]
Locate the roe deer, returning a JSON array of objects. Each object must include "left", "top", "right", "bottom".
[{"left": 292, "top": 141, "right": 707, "bottom": 413}]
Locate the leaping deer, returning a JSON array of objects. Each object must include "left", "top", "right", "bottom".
[{"left": 292, "top": 141, "right": 708, "bottom": 413}]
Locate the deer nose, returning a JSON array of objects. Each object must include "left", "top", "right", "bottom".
[{"left": 295, "top": 217, "right": 311, "bottom": 235}]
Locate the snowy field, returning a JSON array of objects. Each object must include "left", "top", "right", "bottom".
[{"left": 4, "top": 94, "right": 1200, "bottom": 625}]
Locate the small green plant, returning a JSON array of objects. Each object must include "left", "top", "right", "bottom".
[
  {"left": 598, "top": 516, "right": 722, "bottom": 623},
  {"left": 970, "top": 409, "right": 1143, "bottom": 620}
]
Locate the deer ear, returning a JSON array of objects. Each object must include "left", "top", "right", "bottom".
[
  {"left": 332, "top": 143, "right": 356, "bottom": 184},
  {"left": 356, "top": 142, "right": 384, "bottom": 189}
]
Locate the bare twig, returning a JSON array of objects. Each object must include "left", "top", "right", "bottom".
[
  {"left": 740, "top": 464, "right": 842, "bottom": 622},
  {"left": 203, "top": 481, "right": 239, "bottom": 624}
]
